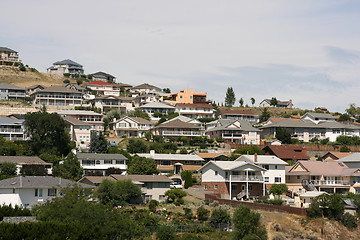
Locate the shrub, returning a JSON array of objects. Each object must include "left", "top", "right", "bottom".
[
  {"left": 63, "top": 79, "right": 70, "bottom": 84},
  {"left": 180, "top": 148, "right": 188, "bottom": 154},
  {"left": 149, "top": 200, "right": 159, "bottom": 212},
  {"left": 209, "top": 207, "right": 230, "bottom": 227},
  {"left": 340, "top": 146, "right": 351, "bottom": 152},
  {"left": 342, "top": 212, "right": 357, "bottom": 229},
  {"left": 269, "top": 184, "right": 288, "bottom": 196},
  {"left": 197, "top": 206, "right": 210, "bottom": 221},
  {"left": 156, "top": 226, "right": 175, "bottom": 240},
  {"left": 165, "top": 189, "right": 187, "bottom": 206},
  {"left": 63, "top": 73, "right": 70, "bottom": 78}
]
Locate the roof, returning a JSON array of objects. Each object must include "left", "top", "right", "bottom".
[
  {"left": 197, "top": 153, "right": 231, "bottom": 159},
  {"left": 63, "top": 116, "right": 89, "bottom": 126},
  {"left": 26, "top": 84, "right": 45, "bottom": 90},
  {"left": 117, "top": 82, "right": 132, "bottom": 88},
  {"left": 86, "top": 81, "right": 117, "bottom": 87},
  {"left": 261, "top": 99, "right": 292, "bottom": 106},
  {"left": 137, "top": 153, "right": 204, "bottom": 161},
  {"left": 111, "top": 174, "right": 172, "bottom": 183},
  {"left": 0, "top": 176, "right": 94, "bottom": 189},
  {"left": 263, "top": 145, "right": 309, "bottom": 160},
  {"left": 0, "top": 117, "right": 24, "bottom": 125},
  {"left": 139, "top": 102, "right": 175, "bottom": 109},
  {"left": 0, "top": 156, "right": 50, "bottom": 165},
  {"left": 206, "top": 119, "right": 260, "bottom": 132},
  {"left": 337, "top": 152, "right": 360, "bottom": 163},
  {"left": 323, "top": 152, "right": 352, "bottom": 160},
  {"left": 153, "top": 119, "right": 201, "bottom": 129},
  {"left": 78, "top": 176, "right": 115, "bottom": 185},
  {"left": 95, "top": 96, "right": 133, "bottom": 101},
  {"left": 300, "top": 191, "right": 328, "bottom": 198},
  {"left": 115, "top": 116, "right": 154, "bottom": 125},
  {"left": 0, "top": 83, "right": 25, "bottom": 91},
  {"left": 76, "top": 153, "right": 127, "bottom": 161},
  {"left": 166, "top": 115, "right": 202, "bottom": 125},
  {"left": 0, "top": 47, "right": 17, "bottom": 53},
  {"left": 57, "top": 110, "right": 102, "bottom": 116},
  {"left": 91, "top": 72, "right": 115, "bottom": 79},
  {"left": 302, "top": 112, "right": 336, "bottom": 120},
  {"left": 286, "top": 161, "right": 360, "bottom": 177},
  {"left": 219, "top": 109, "right": 258, "bottom": 116},
  {"left": 176, "top": 103, "right": 214, "bottom": 109},
  {"left": 198, "top": 160, "right": 266, "bottom": 171},
  {"left": 53, "top": 59, "right": 82, "bottom": 67},
  {"left": 235, "top": 155, "right": 288, "bottom": 165},
  {"left": 132, "top": 83, "right": 161, "bottom": 90},
  {"left": 33, "top": 86, "right": 82, "bottom": 95},
  {"left": 7, "top": 114, "right": 26, "bottom": 120}
]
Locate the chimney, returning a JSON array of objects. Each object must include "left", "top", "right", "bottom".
[
  {"left": 150, "top": 150, "right": 155, "bottom": 158},
  {"left": 254, "top": 153, "right": 258, "bottom": 162}
]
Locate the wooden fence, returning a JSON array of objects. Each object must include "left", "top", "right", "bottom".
[{"left": 205, "top": 194, "right": 307, "bottom": 216}]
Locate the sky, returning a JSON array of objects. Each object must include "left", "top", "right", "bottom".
[{"left": 1, "top": 0, "right": 360, "bottom": 112}]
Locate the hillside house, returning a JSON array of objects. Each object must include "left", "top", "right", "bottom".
[
  {"left": 91, "top": 72, "right": 116, "bottom": 82},
  {"left": 30, "top": 86, "right": 83, "bottom": 106},
  {"left": 111, "top": 116, "right": 155, "bottom": 138},
  {"left": 93, "top": 96, "right": 133, "bottom": 113},
  {"left": 150, "top": 119, "right": 203, "bottom": 140},
  {"left": 0, "top": 117, "right": 26, "bottom": 141},
  {"left": 175, "top": 103, "right": 215, "bottom": 119},
  {"left": 58, "top": 110, "right": 104, "bottom": 131},
  {"left": 0, "top": 156, "right": 52, "bottom": 175},
  {"left": 76, "top": 153, "right": 127, "bottom": 176},
  {"left": 259, "top": 99, "right": 293, "bottom": 108},
  {"left": 138, "top": 102, "right": 175, "bottom": 120},
  {"left": 85, "top": 81, "right": 120, "bottom": 96},
  {"left": 168, "top": 89, "right": 208, "bottom": 104},
  {"left": 263, "top": 145, "right": 309, "bottom": 162},
  {"left": 47, "top": 59, "right": 84, "bottom": 76},
  {"left": 0, "top": 47, "right": 20, "bottom": 62},
  {"left": 0, "top": 83, "right": 26, "bottom": 101},
  {"left": 218, "top": 109, "right": 259, "bottom": 123}
]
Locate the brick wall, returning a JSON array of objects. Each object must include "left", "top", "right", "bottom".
[{"left": 202, "top": 182, "right": 264, "bottom": 197}]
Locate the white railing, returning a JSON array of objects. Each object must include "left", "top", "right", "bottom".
[
  {"left": 162, "top": 131, "right": 202, "bottom": 136},
  {"left": 0, "top": 128, "right": 23, "bottom": 133},
  {"left": 230, "top": 175, "right": 263, "bottom": 182},
  {"left": 310, "top": 180, "right": 350, "bottom": 186}
]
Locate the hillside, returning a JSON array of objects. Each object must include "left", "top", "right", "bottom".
[{"left": 0, "top": 65, "right": 67, "bottom": 88}]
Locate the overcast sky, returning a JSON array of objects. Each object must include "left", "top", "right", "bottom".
[{"left": 2, "top": 0, "right": 360, "bottom": 112}]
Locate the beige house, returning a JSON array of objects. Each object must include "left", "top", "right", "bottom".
[
  {"left": 62, "top": 116, "right": 92, "bottom": 147},
  {"left": 47, "top": 59, "right": 84, "bottom": 76},
  {"left": 30, "top": 86, "right": 83, "bottom": 106},
  {"left": 130, "top": 83, "right": 163, "bottom": 97},
  {"left": 93, "top": 96, "right": 134, "bottom": 113},
  {"left": 175, "top": 103, "right": 215, "bottom": 119},
  {"left": 168, "top": 89, "right": 207, "bottom": 104},
  {"left": 58, "top": 110, "right": 103, "bottom": 132},
  {"left": 111, "top": 116, "right": 154, "bottom": 137},
  {"left": 150, "top": 119, "right": 203, "bottom": 140},
  {"left": 0, "top": 47, "right": 19, "bottom": 62}
]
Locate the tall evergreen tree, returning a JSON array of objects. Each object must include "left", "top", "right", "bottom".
[
  {"left": 89, "top": 131, "right": 108, "bottom": 153},
  {"left": 250, "top": 97, "right": 255, "bottom": 106},
  {"left": 239, "top": 98, "right": 244, "bottom": 107},
  {"left": 225, "top": 87, "right": 236, "bottom": 107}
]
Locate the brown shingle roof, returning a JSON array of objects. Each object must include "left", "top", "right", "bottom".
[
  {"left": 263, "top": 145, "right": 309, "bottom": 160},
  {"left": 63, "top": 116, "right": 89, "bottom": 126},
  {"left": 219, "top": 109, "right": 257, "bottom": 115},
  {"left": 132, "top": 83, "right": 161, "bottom": 90},
  {"left": 176, "top": 103, "right": 213, "bottom": 109},
  {"left": 0, "top": 156, "right": 51, "bottom": 165},
  {"left": 154, "top": 119, "right": 201, "bottom": 129},
  {"left": 287, "top": 161, "right": 360, "bottom": 176},
  {"left": 327, "top": 152, "right": 352, "bottom": 160},
  {"left": 33, "top": 85, "right": 82, "bottom": 94}
]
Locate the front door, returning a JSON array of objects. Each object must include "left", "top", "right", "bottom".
[{"left": 175, "top": 165, "right": 182, "bottom": 174}]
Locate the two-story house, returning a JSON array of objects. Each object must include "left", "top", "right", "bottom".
[
  {"left": 134, "top": 93, "right": 162, "bottom": 108},
  {"left": 62, "top": 116, "right": 92, "bottom": 147},
  {"left": 150, "top": 119, "right": 203, "bottom": 141},
  {"left": 47, "top": 59, "right": 84, "bottom": 77},
  {"left": 85, "top": 81, "right": 120, "bottom": 96},
  {"left": 218, "top": 109, "right": 259, "bottom": 123},
  {"left": 111, "top": 116, "right": 155, "bottom": 137},
  {"left": 0, "top": 156, "right": 52, "bottom": 175},
  {"left": 93, "top": 95, "right": 134, "bottom": 113},
  {"left": 57, "top": 110, "right": 104, "bottom": 131},
  {"left": 91, "top": 72, "right": 116, "bottom": 82},
  {"left": 130, "top": 83, "right": 162, "bottom": 98},
  {"left": 167, "top": 89, "right": 208, "bottom": 104},
  {"left": 0, "top": 117, "right": 26, "bottom": 141},
  {"left": 30, "top": 86, "right": 83, "bottom": 106},
  {"left": 138, "top": 102, "right": 176, "bottom": 120},
  {"left": 0, "top": 47, "right": 20, "bottom": 62},
  {"left": 198, "top": 161, "right": 266, "bottom": 200},
  {"left": 76, "top": 153, "right": 127, "bottom": 176},
  {"left": 137, "top": 150, "right": 204, "bottom": 175},
  {"left": 206, "top": 119, "right": 260, "bottom": 144},
  {"left": 175, "top": 103, "right": 215, "bottom": 119},
  {"left": 0, "top": 83, "right": 26, "bottom": 101}
]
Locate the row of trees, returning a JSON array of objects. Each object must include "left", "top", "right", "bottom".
[{"left": 224, "top": 87, "right": 257, "bottom": 107}]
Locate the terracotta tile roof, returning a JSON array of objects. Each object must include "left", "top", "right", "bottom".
[
  {"left": 263, "top": 145, "right": 309, "bottom": 160},
  {"left": 86, "top": 81, "right": 117, "bottom": 86}
]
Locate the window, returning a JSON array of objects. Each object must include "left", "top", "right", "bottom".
[
  {"left": 274, "top": 165, "right": 278, "bottom": 169},
  {"left": 275, "top": 177, "right": 281, "bottom": 183},
  {"left": 297, "top": 176, "right": 300, "bottom": 180},
  {"left": 215, "top": 171, "right": 218, "bottom": 175},
  {"left": 214, "top": 184, "right": 218, "bottom": 189},
  {"left": 225, "top": 172, "right": 228, "bottom": 178},
  {"left": 204, "top": 185, "right": 208, "bottom": 190},
  {"left": 160, "top": 160, "right": 171, "bottom": 166},
  {"left": 116, "top": 160, "right": 125, "bottom": 164},
  {"left": 104, "top": 160, "right": 112, "bottom": 164},
  {"left": 231, "top": 184, "right": 237, "bottom": 190},
  {"left": 35, "top": 189, "right": 43, "bottom": 197},
  {"left": 48, "top": 188, "right": 57, "bottom": 197},
  {"left": 249, "top": 185, "right": 253, "bottom": 191},
  {"left": 95, "top": 160, "right": 101, "bottom": 165},
  {"left": 262, "top": 165, "right": 269, "bottom": 170},
  {"left": 264, "top": 177, "right": 269, "bottom": 182},
  {"left": 146, "top": 183, "right": 153, "bottom": 189},
  {"left": 145, "top": 195, "right": 152, "bottom": 202},
  {"left": 157, "top": 182, "right": 168, "bottom": 188}
]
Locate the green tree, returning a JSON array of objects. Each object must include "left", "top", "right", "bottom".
[
  {"left": 270, "top": 97, "right": 278, "bottom": 107},
  {"left": 52, "top": 152, "right": 83, "bottom": 181},
  {"left": 25, "top": 108, "right": 72, "bottom": 156},
  {"left": 340, "top": 146, "right": 351, "bottom": 152},
  {"left": 39, "top": 153, "right": 62, "bottom": 165},
  {"left": 127, "top": 139, "right": 148, "bottom": 153},
  {"left": 233, "top": 204, "right": 267, "bottom": 240},
  {"left": 338, "top": 114, "right": 351, "bottom": 122},
  {"left": 127, "top": 156, "right": 159, "bottom": 175},
  {"left": 234, "top": 146, "right": 264, "bottom": 155},
  {"left": 145, "top": 132, "right": 152, "bottom": 141},
  {"left": 0, "top": 162, "right": 17, "bottom": 176},
  {"left": 209, "top": 207, "right": 230, "bottom": 227},
  {"left": 275, "top": 127, "right": 291, "bottom": 144},
  {"left": 156, "top": 226, "right": 175, "bottom": 240},
  {"left": 250, "top": 97, "right": 255, "bottom": 106},
  {"left": 259, "top": 107, "right": 271, "bottom": 122},
  {"left": 225, "top": 87, "right": 236, "bottom": 107},
  {"left": 320, "top": 138, "right": 330, "bottom": 145},
  {"left": 165, "top": 189, "right": 187, "bottom": 206},
  {"left": 97, "top": 179, "right": 142, "bottom": 206},
  {"left": 103, "top": 117, "right": 110, "bottom": 132},
  {"left": 181, "top": 170, "right": 193, "bottom": 189},
  {"left": 20, "top": 165, "right": 47, "bottom": 176},
  {"left": 239, "top": 98, "right": 244, "bottom": 107},
  {"left": 128, "top": 109, "right": 151, "bottom": 120},
  {"left": 89, "top": 131, "right": 108, "bottom": 153},
  {"left": 269, "top": 184, "right": 288, "bottom": 196},
  {"left": 196, "top": 206, "right": 210, "bottom": 221}
]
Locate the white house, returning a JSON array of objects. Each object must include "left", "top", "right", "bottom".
[
  {"left": 259, "top": 99, "right": 293, "bottom": 108},
  {"left": 111, "top": 116, "right": 155, "bottom": 138},
  {"left": 0, "top": 176, "right": 94, "bottom": 209},
  {"left": 47, "top": 59, "right": 84, "bottom": 76},
  {"left": 93, "top": 96, "right": 134, "bottom": 113},
  {"left": 235, "top": 154, "right": 288, "bottom": 188},
  {"left": 138, "top": 102, "right": 176, "bottom": 120},
  {"left": 198, "top": 161, "right": 266, "bottom": 200},
  {"left": 76, "top": 153, "right": 127, "bottom": 176},
  {"left": 175, "top": 103, "right": 215, "bottom": 119},
  {"left": 85, "top": 81, "right": 120, "bottom": 96}
]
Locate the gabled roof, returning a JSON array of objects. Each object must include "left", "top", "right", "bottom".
[
  {"left": 91, "top": 72, "right": 115, "bottom": 79},
  {"left": 137, "top": 153, "right": 204, "bottom": 161},
  {"left": 117, "top": 82, "right": 132, "bottom": 88},
  {"left": 153, "top": 119, "right": 201, "bottom": 129},
  {"left": 337, "top": 152, "right": 360, "bottom": 163},
  {"left": 206, "top": 119, "right": 260, "bottom": 132},
  {"left": 78, "top": 176, "right": 115, "bottom": 185},
  {"left": 26, "top": 84, "right": 45, "bottom": 90},
  {"left": 197, "top": 153, "right": 231, "bottom": 159},
  {"left": 111, "top": 174, "right": 172, "bottom": 183},
  {"left": 302, "top": 112, "right": 336, "bottom": 120},
  {"left": 0, "top": 117, "right": 24, "bottom": 125},
  {"left": 322, "top": 151, "right": 352, "bottom": 160},
  {"left": 166, "top": 115, "right": 202, "bottom": 125},
  {"left": 198, "top": 160, "right": 266, "bottom": 172},
  {"left": 263, "top": 145, "right": 309, "bottom": 160},
  {"left": 95, "top": 96, "right": 133, "bottom": 101},
  {"left": 0, "top": 156, "right": 50, "bottom": 165},
  {"left": 33, "top": 86, "right": 82, "bottom": 95},
  {"left": 115, "top": 116, "right": 154, "bottom": 125},
  {"left": 0, "top": 83, "right": 25, "bottom": 91},
  {"left": 62, "top": 116, "right": 89, "bottom": 126},
  {"left": 139, "top": 102, "right": 175, "bottom": 109},
  {"left": 219, "top": 108, "right": 258, "bottom": 116},
  {"left": 0, "top": 47, "right": 17, "bottom": 53},
  {"left": 53, "top": 59, "right": 82, "bottom": 67},
  {"left": 286, "top": 160, "right": 360, "bottom": 176},
  {"left": 86, "top": 81, "right": 117, "bottom": 87},
  {"left": 0, "top": 176, "right": 94, "bottom": 189},
  {"left": 176, "top": 103, "right": 214, "bottom": 109},
  {"left": 235, "top": 155, "right": 288, "bottom": 165},
  {"left": 77, "top": 153, "right": 127, "bottom": 161},
  {"left": 132, "top": 83, "right": 161, "bottom": 90}
]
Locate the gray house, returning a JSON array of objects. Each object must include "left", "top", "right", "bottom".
[
  {"left": 0, "top": 83, "right": 26, "bottom": 101},
  {"left": 47, "top": 59, "right": 84, "bottom": 76},
  {"left": 0, "top": 117, "right": 26, "bottom": 141},
  {"left": 91, "top": 71, "right": 116, "bottom": 82}
]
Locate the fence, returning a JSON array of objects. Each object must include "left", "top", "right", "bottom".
[{"left": 205, "top": 194, "right": 307, "bottom": 216}]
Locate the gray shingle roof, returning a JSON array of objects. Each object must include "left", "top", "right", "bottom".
[
  {"left": 0, "top": 156, "right": 49, "bottom": 165},
  {"left": 132, "top": 83, "right": 161, "bottom": 90},
  {"left": 336, "top": 152, "right": 360, "bottom": 162},
  {"left": 302, "top": 112, "right": 336, "bottom": 119},
  {"left": 33, "top": 85, "right": 82, "bottom": 95},
  {"left": 53, "top": 59, "right": 82, "bottom": 67},
  {"left": 139, "top": 102, "right": 175, "bottom": 109},
  {"left": 206, "top": 119, "right": 260, "bottom": 132},
  {"left": 0, "top": 83, "right": 25, "bottom": 91},
  {"left": 0, "top": 47, "right": 17, "bottom": 53},
  {"left": 0, "top": 117, "right": 24, "bottom": 125},
  {"left": 91, "top": 71, "right": 115, "bottom": 79},
  {"left": 77, "top": 153, "right": 127, "bottom": 161},
  {"left": 198, "top": 160, "right": 266, "bottom": 171},
  {"left": 0, "top": 176, "right": 94, "bottom": 189},
  {"left": 154, "top": 119, "right": 201, "bottom": 129}
]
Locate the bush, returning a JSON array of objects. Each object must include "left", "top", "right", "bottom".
[
  {"left": 340, "top": 146, "right": 351, "bottom": 152},
  {"left": 234, "top": 146, "right": 264, "bottom": 155},
  {"left": 269, "top": 184, "right": 288, "bottom": 196},
  {"left": 149, "top": 200, "right": 159, "bottom": 212},
  {"left": 0, "top": 204, "right": 32, "bottom": 221},
  {"left": 209, "top": 207, "right": 230, "bottom": 227},
  {"left": 180, "top": 148, "right": 188, "bottom": 154},
  {"left": 342, "top": 212, "right": 357, "bottom": 229},
  {"left": 197, "top": 206, "right": 210, "bottom": 221},
  {"left": 165, "top": 189, "right": 187, "bottom": 206},
  {"left": 63, "top": 79, "right": 70, "bottom": 84},
  {"left": 156, "top": 226, "right": 175, "bottom": 240}
]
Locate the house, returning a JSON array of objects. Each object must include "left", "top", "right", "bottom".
[
  {"left": 300, "top": 191, "right": 328, "bottom": 208},
  {"left": 62, "top": 116, "right": 92, "bottom": 147},
  {"left": 218, "top": 109, "right": 259, "bottom": 123},
  {"left": 259, "top": 99, "right": 293, "bottom": 108},
  {"left": 0, "top": 117, "right": 26, "bottom": 141},
  {"left": 150, "top": 119, "right": 203, "bottom": 140},
  {"left": 285, "top": 160, "right": 360, "bottom": 195},
  {"left": 26, "top": 84, "right": 45, "bottom": 96},
  {"left": 0, "top": 83, "right": 26, "bottom": 101},
  {"left": 76, "top": 153, "right": 127, "bottom": 176},
  {"left": 137, "top": 150, "right": 204, "bottom": 175},
  {"left": 111, "top": 116, "right": 155, "bottom": 138},
  {"left": 175, "top": 103, "right": 215, "bottom": 119},
  {"left": 260, "top": 113, "right": 360, "bottom": 142},
  {"left": 130, "top": 83, "right": 162, "bottom": 97},
  {"left": 166, "top": 115, "right": 204, "bottom": 129},
  {"left": 235, "top": 154, "right": 288, "bottom": 188},
  {"left": 93, "top": 95, "right": 134, "bottom": 113},
  {"left": 0, "top": 176, "right": 94, "bottom": 209},
  {"left": 63, "top": 83, "right": 87, "bottom": 95},
  {"left": 134, "top": 93, "right": 162, "bottom": 108},
  {"left": 91, "top": 72, "right": 116, "bottom": 82},
  {"left": 0, "top": 156, "right": 52, "bottom": 175},
  {"left": 0, "top": 47, "right": 20, "bottom": 62},
  {"left": 197, "top": 153, "right": 231, "bottom": 162},
  {"left": 138, "top": 102, "right": 176, "bottom": 120},
  {"left": 30, "top": 86, "right": 83, "bottom": 106},
  {"left": 57, "top": 110, "right": 104, "bottom": 131},
  {"left": 322, "top": 152, "right": 352, "bottom": 162},
  {"left": 198, "top": 161, "right": 266, "bottom": 200},
  {"left": 263, "top": 145, "right": 309, "bottom": 162},
  {"left": 78, "top": 174, "right": 172, "bottom": 202},
  {"left": 167, "top": 89, "right": 208, "bottom": 104},
  {"left": 337, "top": 153, "right": 360, "bottom": 168},
  {"left": 206, "top": 119, "right": 260, "bottom": 145},
  {"left": 85, "top": 81, "right": 120, "bottom": 96},
  {"left": 47, "top": 59, "right": 84, "bottom": 76}
]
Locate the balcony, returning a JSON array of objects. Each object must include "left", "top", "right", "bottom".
[
  {"left": 229, "top": 175, "right": 263, "bottom": 182},
  {"left": 162, "top": 130, "right": 202, "bottom": 136},
  {"left": 310, "top": 180, "right": 350, "bottom": 186},
  {"left": 0, "top": 128, "right": 23, "bottom": 133}
]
